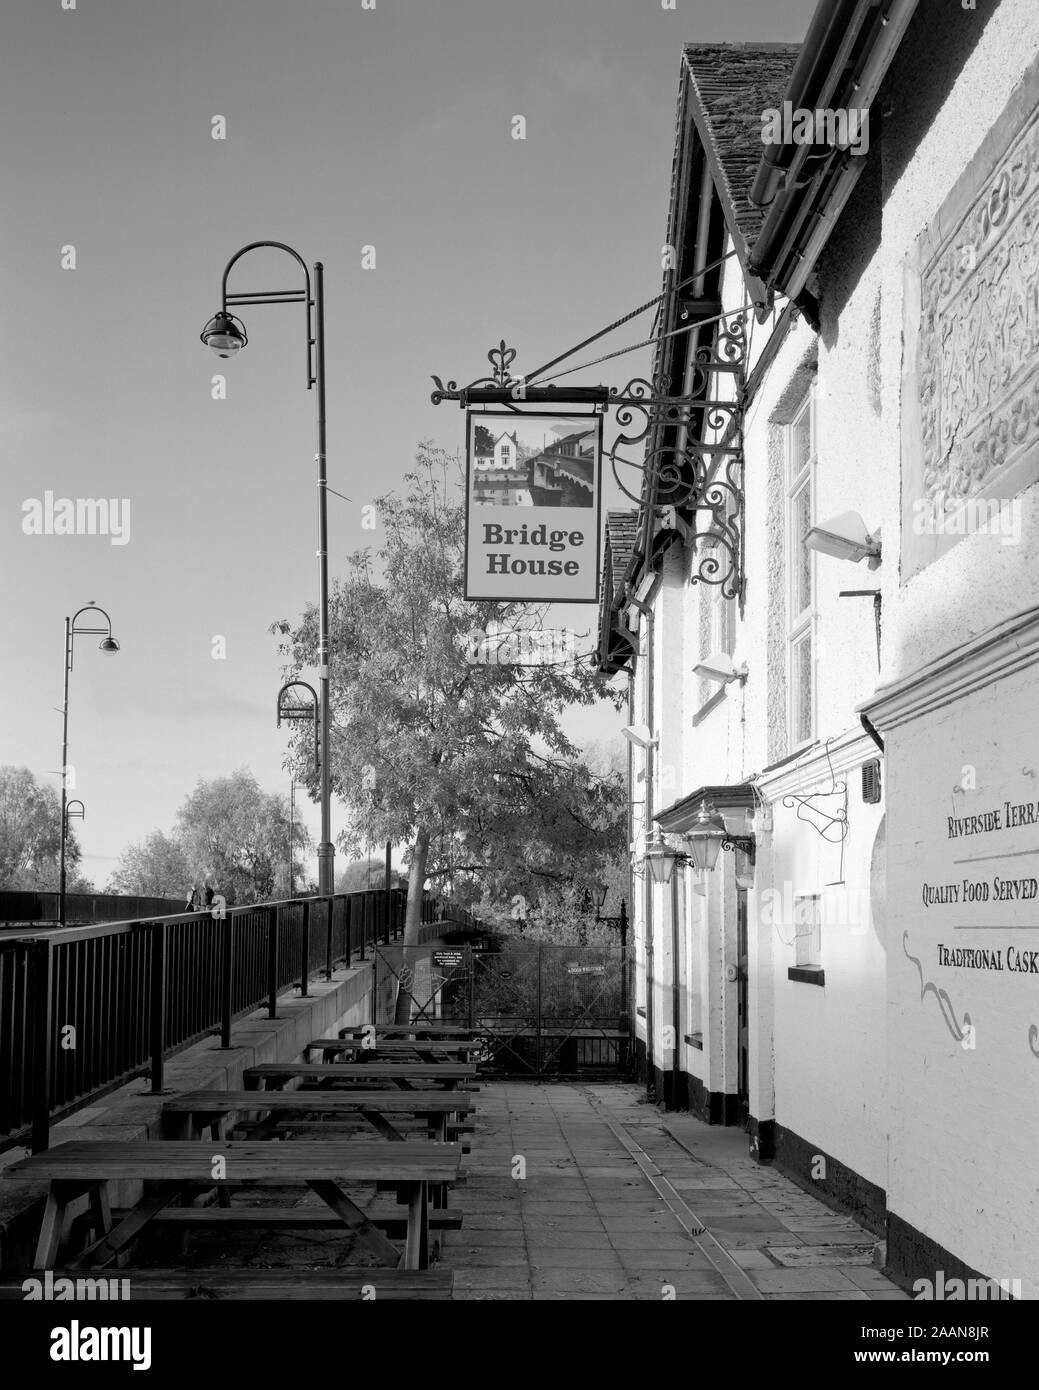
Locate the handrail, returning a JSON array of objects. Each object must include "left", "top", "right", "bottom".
[{"left": 0, "top": 886, "right": 479, "bottom": 1154}]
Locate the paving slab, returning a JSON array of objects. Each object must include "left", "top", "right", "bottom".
[{"left": 434, "top": 1081, "right": 905, "bottom": 1303}]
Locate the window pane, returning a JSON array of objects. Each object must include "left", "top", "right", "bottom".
[
  {"left": 794, "top": 896, "right": 821, "bottom": 966},
  {"left": 791, "top": 405, "right": 811, "bottom": 476},
  {"left": 792, "top": 485, "right": 812, "bottom": 615},
  {"left": 793, "top": 630, "right": 813, "bottom": 744}
]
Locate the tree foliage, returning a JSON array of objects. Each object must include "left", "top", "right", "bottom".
[
  {"left": 108, "top": 770, "right": 312, "bottom": 903},
  {"left": 108, "top": 831, "right": 191, "bottom": 898},
  {"left": 0, "top": 765, "right": 83, "bottom": 890},
  {"left": 272, "top": 445, "right": 626, "bottom": 963}
]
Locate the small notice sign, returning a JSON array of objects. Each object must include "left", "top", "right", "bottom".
[{"left": 432, "top": 949, "right": 465, "bottom": 968}]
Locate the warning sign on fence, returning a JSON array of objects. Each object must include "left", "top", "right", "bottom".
[{"left": 432, "top": 949, "right": 465, "bottom": 968}]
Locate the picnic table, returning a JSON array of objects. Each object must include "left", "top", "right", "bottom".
[
  {"left": 2, "top": 1139, "right": 462, "bottom": 1271},
  {"left": 338, "top": 1023, "right": 479, "bottom": 1039},
  {"left": 244, "top": 1062, "right": 478, "bottom": 1092},
  {"left": 162, "top": 1088, "right": 473, "bottom": 1143},
  {"left": 305, "top": 1037, "right": 484, "bottom": 1064}
]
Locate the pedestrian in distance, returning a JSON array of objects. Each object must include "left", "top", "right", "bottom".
[{"left": 184, "top": 884, "right": 197, "bottom": 913}]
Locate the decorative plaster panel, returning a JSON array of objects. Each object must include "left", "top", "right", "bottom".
[{"left": 902, "top": 55, "right": 1039, "bottom": 579}]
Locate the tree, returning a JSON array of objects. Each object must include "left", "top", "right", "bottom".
[
  {"left": 273, "top": 444, "right": 625, "bottom": 1020},
  {"left": 175, "top": 769, "right": 309, "bottom": 904},
  {"left": 0, "top": 765, "right": 82, "bottom": 890},
  {"left": 472, "top": 423, "right": 496, "bottom": 456},
  {"left": 108, "top": 831, "right": 191, "bottom": 898},
  {"left": 335, "top": 858, "right": 404, "bottom": 893}
]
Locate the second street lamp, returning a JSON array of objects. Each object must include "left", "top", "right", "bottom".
[
  {"left": 60, "top": 605, "right": 119, "bottom": 928},
  {"left": 202, "top": 241, "right": 335, "bottom": 897}
]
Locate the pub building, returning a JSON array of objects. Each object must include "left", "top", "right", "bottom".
[{"left": 598, "top": 0, "right": 1039, "bottom": 1294}]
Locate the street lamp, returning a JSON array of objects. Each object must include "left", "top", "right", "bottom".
[
  {"left": 202, "top": 241, "right": 335, "bottom": 896},
  {"left": 60, "top": 605, "right": 119, "bottom": 927}
]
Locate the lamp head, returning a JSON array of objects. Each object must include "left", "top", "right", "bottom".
[
  {"left": 683, "top": 799, "right": 729, "bottom": 874},
  {"left": 98, "top": 636, "right": 120, "bottom": 654},
  {"left": 201, "top": 311, "right": 248, "bottom": 358}
]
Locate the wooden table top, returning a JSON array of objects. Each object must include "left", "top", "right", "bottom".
[
  {"left": 163, "top": 1090, "right": 474, "bottom": 1114},
  {"left": 338, "top": 1024, "right": 477, "bottom": 1038},
  {"left": 2, "top": 1140, "right": 464, "bottom": 1184},
  {"left": 309, "top": 1038, "right": 483, "bottom": 1054},
  {"left": 246, "top": 1063, "right": 477, "bottom": 1081}
]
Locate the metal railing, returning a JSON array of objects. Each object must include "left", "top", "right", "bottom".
[
  {"left": 0, "top": 885, "right": 477, "bottom": 1153},
  {"left": 0, "top": 890, "right": 186, "bottom": 927}
]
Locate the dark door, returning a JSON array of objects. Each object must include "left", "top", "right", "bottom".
[{"left": 736, "top": 888, "right": 749, "bottom": 1125}]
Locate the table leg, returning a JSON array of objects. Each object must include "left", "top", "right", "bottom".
[
  {"left": 360, "top": 1111, "right": 405, "bottom": 1142},
  {"left": 307, "top": 1180, "right": 401, "bottom": 1266},
  {"left": 404, "top": 1180, "right": 429, "bottom": 1270},
  {"left": 69, "top": 1181, "right": 183, "bottom": 1271},
  {"left": 33, "top": 1187, "right": 68, "bottom": 1268}
]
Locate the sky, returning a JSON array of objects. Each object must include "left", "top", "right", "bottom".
[{"left": 0, "top": 0, "right": 816, "bottom": 886}]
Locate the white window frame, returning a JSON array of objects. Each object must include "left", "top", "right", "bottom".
[{"left": 786, "top": 390, "right": 817, "bottom": 751}]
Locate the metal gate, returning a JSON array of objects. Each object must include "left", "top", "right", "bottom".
[{"left": 374, "top": 941, "right": 629, "bottom": 1077}]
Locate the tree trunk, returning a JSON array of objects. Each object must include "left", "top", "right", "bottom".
[{"left": 393, "top": 825, "right": 430, "bottom": 1025}]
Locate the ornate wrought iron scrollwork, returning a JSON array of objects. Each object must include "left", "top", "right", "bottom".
[
  {"left": 431, "top": 308, "right": 750, "bottom": 608},
  {"left": 431, "top": 339, "right": 522, "bottom": 404}
]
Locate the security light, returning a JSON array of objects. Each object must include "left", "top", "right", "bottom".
[
  {"left": 805, "top": 511, "right": 881, "bottom": 567},
  {"left": 693, "top": 651, "right": 748, "bottom": 684},
  {"left": 621, "top": 724, "right": 658, "bottom": 750}
]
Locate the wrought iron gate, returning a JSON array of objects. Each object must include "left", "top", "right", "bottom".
[{"left": 374, "top": 942, "right": 629, "bottom": 1077}]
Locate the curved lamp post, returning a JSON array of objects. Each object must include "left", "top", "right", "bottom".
[
  {"left": 202, "top": 242, "right": 334, "bottom": 896},
  {"left": 60, "top": 605, "right": 119, "bottom": 926}
]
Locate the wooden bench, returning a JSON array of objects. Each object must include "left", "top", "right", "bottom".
[
  {"left": 243, "top": 1063, "right": 478, "bottom": 1092},
  {"left": 1, "top": 1267, "right": 454, "bottom": 1300},
  {"left": 338, "top": 1023, "right": 478, "bottom": 1040},
  {"left": 85, "top": 1204, "right": 464, "bottom": 1240},
  {"left": 306, "top": 1037, "right": 484, "bottom": 1063},
  {"left": 162, "top": 1089, "right": 473, "bottom": 1142}
]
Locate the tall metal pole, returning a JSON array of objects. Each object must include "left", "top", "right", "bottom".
[
  {"left": 314, "top": 261, "right": 334, "bottom": 897},
  {"left": 58, "top": 618, "right": 71, "bottom": 929},
  {"left": 288, "top": 779, "right": 295, "bottom": 898}
]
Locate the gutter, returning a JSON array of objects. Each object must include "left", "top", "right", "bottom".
[
  {"left": 748, "top": 0, "right": 868, "bottom": 210},
  {"left": 748, "top": 0, "right": 920, "bottom": 302}
]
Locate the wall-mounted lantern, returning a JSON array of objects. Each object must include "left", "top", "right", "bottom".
[{"left": 682, "top": 799, "right": 756, "bottom": 881}]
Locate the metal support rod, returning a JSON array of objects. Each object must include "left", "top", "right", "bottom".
[
  {"left": 300, "top": 900, "right": 311, "bottom": 996},
  {"left": 325, "top": 895, "right": 335, "bottom": 981},
  {"left": 267, "top": 907, "right": 279, "bottom": 1019},
  {"left": 148, "top": 922, "right": 166, "bottom": 1095},
  {"left": 220, "top": 913, "right": 234, "bottom": 1048},
  {"left": 58, "top": 619, "right": 71, "bottom": 930},
  {"left": 314, "top": 261, "right": 335, "bottom": 899},
  {"left": 384, "top": 840, "right": 392, "bottom": 945},
  {"left": 30, "top": 938, "right": 54, "bottom": 1153}
]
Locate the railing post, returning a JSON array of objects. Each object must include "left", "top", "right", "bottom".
[
  {"left": 325, "top": 896, "right": 335, "bottom": 981},
  {"left": 149, "top": 921, "right": 167, "bottom": 1094},
  {"left": 344, "top": 895, "right": 352, "bottom": 969},
  {"left": 30, "top": 938, "right": 54, "bottom": 1154},
  {"left": 300, "top": 900, "right": 311, "bottom": 997},
  {"left": 219, "top": 910, "right": 234, "bottom": 1048},
  {"left": 267, "top": 906, "right": 279, "bottom": 1019}
]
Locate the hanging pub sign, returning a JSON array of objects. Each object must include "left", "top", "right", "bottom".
[{"left": 464, "top": 411, "right": 602, "bottom": 603}]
